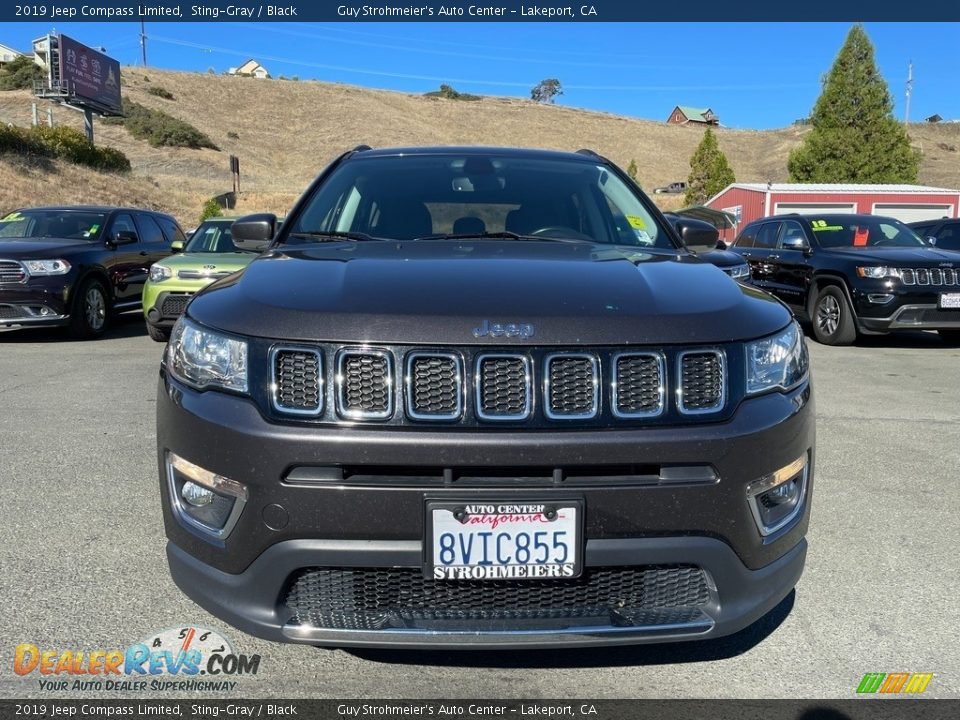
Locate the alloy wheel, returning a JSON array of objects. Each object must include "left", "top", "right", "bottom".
[{"left": 817, "top": 295, "right": 840, "bottom": 336}]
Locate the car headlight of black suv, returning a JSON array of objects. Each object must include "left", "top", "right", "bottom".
[
  {"left": 167, "top": 317, "right": 248, "bottom": 393},
  {"left": 745, "top": 321, "right": 809, "bottom": 396}
]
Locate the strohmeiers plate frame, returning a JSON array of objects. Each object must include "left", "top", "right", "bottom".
[{"left": 424, "top": 498, "right": 584, "bottom": 581}]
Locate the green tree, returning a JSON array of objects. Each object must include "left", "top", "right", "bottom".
[
  {"left": 684, "top": 128, "right": 735, "bottom": 206},
  {"left": 0, "top": 55, "right": 44, "bottom": 91},
  {"left": 531, "top": 78, "right": 563, "bottom": 104},
  {"left": 788, "top": 24, "right": 919, "bottom": 183},
  {"left": 199, "top": 199, "right": 223, "bottom": 224}
]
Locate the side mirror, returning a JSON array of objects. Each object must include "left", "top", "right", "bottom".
[
  {"left": 715, "top": 239, "right": 729, "bottom": 250},
  {"left": 674, "top": 217, "right": 719, "bottom": 252},
  {"left": 171, "top": 240, "right": 184, "bottom": 253},
  {"left": 782, "top": 236, "right": 810, "bottom": 252},
  {"left": 111, "top": 230, "right": 138, "bottom": 246},
  {"left": 231, "top": 213, "right": 277, "bottom": 252},
  {"left": 927, "top": 236, "right": 938, "bottom": 247}
]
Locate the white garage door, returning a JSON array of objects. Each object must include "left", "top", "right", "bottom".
[
  {"left": 872, "top": 203, "right": 954, "bottom": 223},
  {"left": 773, "top": 202, "right": 857, "bottom": 215}
]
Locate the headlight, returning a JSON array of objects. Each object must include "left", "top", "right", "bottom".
[
  {"left": 856, "top": 266, "right": 900, "bottom": 279},
  {"left": 166, "top": 317, "right": 248, "bottom": 393},
  {"left": 24, "top": 259, "right": 71, "bottom": 276},
  {"left": 746, "top": 321, "right": 809, "bottom": 395},
  {"left": 726, "top": 263, "right": 751, "bottom": 280},
  {"left": 149, "top": 264, "right": 173, "bottom": 283}
]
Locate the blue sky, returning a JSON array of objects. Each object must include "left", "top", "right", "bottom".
[{"left": 6, "top": 22, "right": 958, "bottom": 128}]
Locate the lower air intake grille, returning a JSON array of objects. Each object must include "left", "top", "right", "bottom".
[
  {"left": 679, "top": 351, "right": 724, "bottom": 413},
  {"left": 159, "top": 294, "right": 191, "bottom": 317},
  {"left": 284, "top": 565, "right": 710, "bottom": 630},
  {"left": 338, "top": 351, "right": 392, "bottom": 419},
  {"left": 273, "top": 349, "right": 322, "bottom": 414},
  {"left": 477, "top": 355, "right": 530, "bottom": 420}
]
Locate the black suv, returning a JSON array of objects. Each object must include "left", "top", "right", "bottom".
[
  {"left": 909, "top": 217, "right": 960, "bottom": 252},
  {"left": 0, "top": 206, "right": 185, "bottom": 338},
  {"left": 731, "top": 213, "right": 960, "bottom": 345},
  {"left": 157, "top": 146, "right": 814, "bottom": 648}
]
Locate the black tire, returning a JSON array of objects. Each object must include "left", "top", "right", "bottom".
[
  {"left": 938, "top": 329, "right": 960, "bottom": 346},
  {"left": 146, "top": 322, "right": 170, "bottom": 343},
  {"left": 811, "top": 285, "right": 857, "bottom": 346},
  {"left": 69, "top": 278, "right": 110, "bottom": 339}
]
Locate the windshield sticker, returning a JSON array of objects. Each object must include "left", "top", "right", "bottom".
[
  {"left": 810, "top": 220, "right": 843, "bottom": 231},
  {"left": 626, "top": 215, "right": 646, "bottom": 230},
  {"left": 84, "top": 224, "right": 101, "bottom": 238},
  {"left": 853, "top": 227, "right": 869, "bottom": 246},
  {"left": 634, "top": 229, "right": 652, "bottom": 243}
]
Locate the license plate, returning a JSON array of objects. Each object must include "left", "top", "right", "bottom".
[
  {"left": 939, "top": 293, "right": 960, "bottom": 310},
  {"left": 426, "top": 501, "right": 582, "bottom": 580}
]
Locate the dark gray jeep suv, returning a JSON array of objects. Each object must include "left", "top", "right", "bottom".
[{"left": 157, "top": 146, "right": 815, "bottom": 648}]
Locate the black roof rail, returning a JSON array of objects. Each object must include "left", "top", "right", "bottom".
[
  {"left": 575, "top": 148, "right": 602, "bottom": 159},
  {"left": 351, "top": 144, "right": 372, "bottom": 153}
]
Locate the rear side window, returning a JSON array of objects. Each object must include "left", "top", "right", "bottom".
[
  {"left": 933, "top": 221, "right": 960, "bottom": 251},
  {"left": 734, "top": 225, "right": 758, "bottom": 248},
  {"left": 910, "top": 222, "right": 935, "bottom": 236},
  {"left": 156, "top": 215, "right": 187, "bottom": 245},
  {"left": 136, "top": 214, "right": 165, "bottom": 246},
  {"left": 753, "top": 222, "right": 781, "bottom": 249}
]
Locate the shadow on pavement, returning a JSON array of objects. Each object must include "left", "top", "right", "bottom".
[
  {"left": 0, "top": 311, "right": 148, "bottom": 343},
  {"left": 344, "top": 590, "right": 795, "bottom": 669}
]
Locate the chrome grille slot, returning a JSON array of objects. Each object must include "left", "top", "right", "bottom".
[
  {"left": 545, "top": 354, "right": 598, "bottom": 419},
  {"left": 930, "top": 269, "right": 943, "bottom": 285},
  {"left": 337, "top": 349, "right": 393, "bottom": 420},
  {"left": 406, "top": 353, "right": 462, "bottom": 421},
  {"left": 0, "top": 260, "right": 26, "bottom": 284},
  {"left": 476, "top": 354, "right": 531, "bottom": 421},
  {"left": 678, "top": 350, "right": 725, "bottom": 414},
  {"left": 613, "top": 353, "right": 664, "bottom": 418},
  {"left": 272, "top": 348, "right": 323, "bottom": 415},
  {"left": 917, "top": 268, "right": 930, "bottom": 285},
  {"left": 944, "top": 269, "right": 956, "bottom": 285},
  {"left": 900, "top": 269, "right": 916, "bottom": 285}
]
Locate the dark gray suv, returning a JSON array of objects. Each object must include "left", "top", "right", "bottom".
[{"left": 156, "top": 146, "right": 814, "bottom": 648}]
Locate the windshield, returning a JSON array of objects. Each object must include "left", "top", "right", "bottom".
[
  {"left": 184, "top": 220, "right": 245, "bottom": 253},
  {"left": 809, "top": 217, "right": 927, "bottom": 249},
  {"left": 0, "top": 210, "right": 107, "bottom": 241},
  {"left": 288, "top": 154, "right": 673, "bottom": 248}
]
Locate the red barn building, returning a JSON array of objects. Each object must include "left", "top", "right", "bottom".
[{"left": 706, "top": 183, "right": 960, "bottom": 241}]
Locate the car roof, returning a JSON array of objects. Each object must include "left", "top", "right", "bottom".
[
  {"left": 747, "top": 213, "right": 898, "bottom": 226},
  {"left": 347, "top": 145, "right": 602, "bottom": 163},
  {"left": 19, "top": 205, "right": 173, "bottom": 216}
]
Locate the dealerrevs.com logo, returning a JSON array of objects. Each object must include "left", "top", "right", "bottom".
[{"left": 14, "top": 627, "right": 260, "bottom": 692}]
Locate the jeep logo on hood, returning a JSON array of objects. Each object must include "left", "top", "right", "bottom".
[{"left": 473, "top": 319, "right": 535, "bottom": 339}]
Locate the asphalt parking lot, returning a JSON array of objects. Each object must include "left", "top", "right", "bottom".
[{"left": 1, "top": 315, "right": 958, "bottom": 699}]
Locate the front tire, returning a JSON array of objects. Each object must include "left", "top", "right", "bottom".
[
  {"left": 812, "top": 285, "right": 857, "bottom": 346},
  {"left": 146, "top": 323, "right": 170, "bottom": 343},
  {"left": 69, "top": 278, "right": 110, "bottom": 339}
]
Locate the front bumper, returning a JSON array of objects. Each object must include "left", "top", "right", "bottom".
[
  {"left": 852, "top": 285, "right": 960, "bottom": 332},
  {"left": 0, "top": 278, "right": 72, "bottom": 328},
  {"left": 158, "top": 372, "right": 815, "bottom": 647}
]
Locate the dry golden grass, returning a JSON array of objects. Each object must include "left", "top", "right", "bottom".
[{"left": 3, "top": 67, "right": 960, "bottom": 226}]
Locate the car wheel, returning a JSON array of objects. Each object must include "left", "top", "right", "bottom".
[
  {"left": 938, "top": 329, "right": 960, "bottom": 346},
  {"left": 69, "top": 278, "right": 110, "bottom": 339},
  {"left": 812, "top": 286, "right": 857, "bottom": 346},
  {"left": 146, "top": 323, "right": 170, "bottom": 343}
]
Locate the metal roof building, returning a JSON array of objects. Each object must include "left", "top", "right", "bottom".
[{"left": 705, "top": 183, "right": 960, "bottom": 240}]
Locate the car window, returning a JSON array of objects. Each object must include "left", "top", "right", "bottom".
[
  {"left": 289, "top": 154, "right": 674, "bottom": 248},
  {"left": 0, "top": 210, "right": 106, "bottom": 240},
  {"left": 135, "top": 214, "right": 165, "bottom": 246},
  {"left": 156, "top": 215, "right": 187, "bottom": 245},
  {"left": 779, "top": 221, "right": 808, "bottom": 247},
  {"left": 734, "top": 226, "right": 757, "bottom": 248},
  {"left": 808, "top": 217, "right": 926, "bottom": 248},
  {"left": 910, "top": 222, "right": 935, "bottom": 236},
  {"left": 110, "top": 213, "right": 137, "bottom": 240},
  {"left": 185, "top": 222, "right": 239, "bottom": 253},
  {"left": 933, "top": 222, "right": 960, "bottom": 251},
  {"left": 754, "top": 222, "right": 781, "bottom": 249}
]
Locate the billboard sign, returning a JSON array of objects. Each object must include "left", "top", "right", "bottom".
[{"left": 58, "top": 34, "right": 122, "bottom": 115}]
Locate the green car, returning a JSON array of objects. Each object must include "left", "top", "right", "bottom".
[{"left": 142, "top": 218, "right": 256, "bottom": 342}]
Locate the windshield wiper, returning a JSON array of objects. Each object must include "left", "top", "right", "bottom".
[
  {"left": 285, "top": 231, "right": 382, "bottom": 243},
  {"left": 411, "top": 231, "right": 589, "bottom": 243}
]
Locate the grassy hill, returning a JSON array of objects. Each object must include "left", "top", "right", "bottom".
[{"left": 2, "top": 67, "right": 959, "bottom": 225}]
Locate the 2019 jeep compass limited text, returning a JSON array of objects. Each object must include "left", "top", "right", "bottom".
[{"left": 157, "top": 146, "right": 814, "bottom": 648}]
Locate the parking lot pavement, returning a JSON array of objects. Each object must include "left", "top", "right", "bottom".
[{"left": 1, "top": 316, "right": 958, "bottom": 699}]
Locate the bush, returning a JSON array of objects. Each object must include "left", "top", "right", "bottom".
[
  {"left": 0, "top": 56, "right": 44, "bottom": 91},
  {"left": 0, "top": 124, "right": 130, "bottom": 172},
  {"left": 227, "top": 131, "right": 239, "bottom": 140},
  {"left": 424, "top": 84, "right": 481, "bottom": 102},
  {"left": 147, "top": 86, "right": 175, "bottom": 100},
  {"left": 116, "top": 100, "right": 219, "bottom": 150},
  {"left": 199, "top": 198, "right": 223, "bottom": 223}
]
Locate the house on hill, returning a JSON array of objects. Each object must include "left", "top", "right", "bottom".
[
  {"left": 228, "top": 59, "right": 270, "bottom": 79},
  {"left": 667, "top": 105, "right": 719, "bottom": 126},
  {"left": 0, "top": 42, "right": 25, "bottom": 69}
]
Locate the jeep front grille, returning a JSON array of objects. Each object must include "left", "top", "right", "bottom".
[
  {"left": 0, "top": 260, "right": 26, "bottom": 284},
  {"left": 899, "top": 268, "right": 958, "bottom": 286},
  {"left": 265, "top": 345, "right": 732, "bottom": 425}
]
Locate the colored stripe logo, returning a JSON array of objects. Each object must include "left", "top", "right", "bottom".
[{"left": 857, "top": 673, "right": 933, "bottom": 694}]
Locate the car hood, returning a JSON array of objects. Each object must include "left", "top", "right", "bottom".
[
  {"left": 156, "top": 252, "right": 256, "bottom": 273},
  {"left": 0, "top": 237, "right": 97, "bottom": 257},
  {"left": 189, "top": 240, "right": 791, "bottom": 345},
  {"left": 693, "top": 248, "right": 745, "bottom": 268},
  {"left": 828, "top": 247, "right": 960, "bottom": 265}
]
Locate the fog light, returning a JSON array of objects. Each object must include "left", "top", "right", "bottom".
[
  {"left": 166, "top": 452, "right": 247, "bottom": 539},
  {"left": 746, "top": 455, "right": 808, "bottom": 536}
]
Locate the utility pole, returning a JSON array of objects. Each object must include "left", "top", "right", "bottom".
[
  {"left": 904, "top": 60, "right": 913, "bottom": 125},
  {"left": 140, "top": 21, "right": 148, "bottom": 66}
]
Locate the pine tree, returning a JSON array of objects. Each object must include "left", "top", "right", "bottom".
[
  {"left": 684, "top": 128, "right": 735, "bottom": 206},
  {"left": 626, "top": 158, "right": 640, "bottom": 187},
  {"left": 788, "top": 24, "right": 920, "bottom": 183}
]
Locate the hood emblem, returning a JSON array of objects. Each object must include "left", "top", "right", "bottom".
[
  {"left": 473, "top": 319, "right": 535, "bottom": 339},
  {"left": 939, "top": 262, "right": 954, "bottom": 268}
]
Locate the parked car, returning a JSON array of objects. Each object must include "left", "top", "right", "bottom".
[
  {"left": 908, "top": 217, "right": 960, "bottom": 251},
  {"left": 663, "top": 212, "right": 750, "bottom": 280},
  {"left": 157, "top": 145, "right": 813, "bottom": 649},
  {"left": 653, "top": 181, "right": 687, "bottom": 194},
  {"left": 0, "top": 206, "right": 184, "bottom": 338},
  {"left": 142, "top": 217, "right": 259, "bottom": 342},
  {"left": 730, "top": 213, "right": 960, "bottom": 345}
]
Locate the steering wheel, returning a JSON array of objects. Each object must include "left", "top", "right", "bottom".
[{"left": 528, "top": 226, "right": 595, "bottom": 242}]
